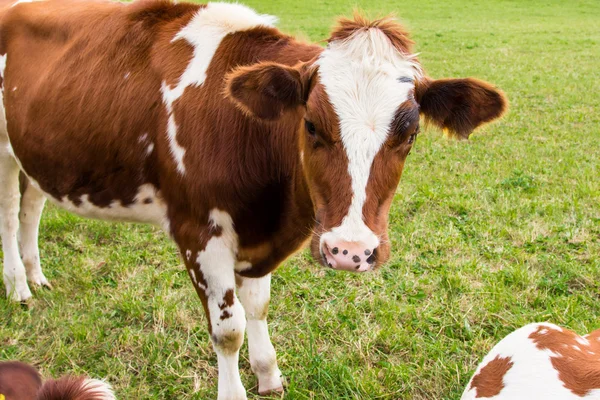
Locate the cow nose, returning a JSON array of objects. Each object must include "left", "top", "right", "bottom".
[{"left": 322, "top": 240, "right": 377, "bottom": 272}]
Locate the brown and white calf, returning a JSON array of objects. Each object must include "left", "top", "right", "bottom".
[
  {"left": 0, "top": 361, "right": 115, "bottom": 400},
  {"left": 0, "top": 0, "right": 506, "bottom": 398},
  {"left": 462, "top": 323, "right": 600, "bottom": 399}
]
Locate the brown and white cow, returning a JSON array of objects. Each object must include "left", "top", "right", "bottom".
[
  {"left": 0, "top": 361, "right": 115, "bottom": 400},
  {"left": 462, "top": 323, "right": 600, "bottom": 399},
  {"left": 0, "top": 0, "right": 506, "bottom": 398}
]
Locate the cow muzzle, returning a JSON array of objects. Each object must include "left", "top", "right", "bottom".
[{"left": 321, "top": 239, "right": 378, "bottom": 272}]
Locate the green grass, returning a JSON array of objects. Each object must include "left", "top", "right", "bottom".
[{"left": 2, "top": 0, "right": 600, "bottom": 398}]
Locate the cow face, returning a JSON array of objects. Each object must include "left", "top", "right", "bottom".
[{"left": 226, "top": 16, "right": 506, "bottom": 272}]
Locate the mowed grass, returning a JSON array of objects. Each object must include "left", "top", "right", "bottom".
[{"left": 1, "top": 0, "right": 599, "bottom": 398}]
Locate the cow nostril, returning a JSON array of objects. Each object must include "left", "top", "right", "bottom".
[
  {"left": 364, "top": 249, "right": 371, "bottom": 256},
  {"left": 352, "top": 255, "right": 361, "bottom": 263},
  {"left": 366, "top": 249, "right": 377, "bottom": 265},
  {"left": 332, "top": 247, "right": 339, "bottom": 255}
]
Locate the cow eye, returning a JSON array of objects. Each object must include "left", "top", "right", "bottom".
[
  {"left": 305, "top": 120, "right": 317, "bottom": 136},
  {"left": 408, "top": 125, "right": 420, "bottom": 144}
]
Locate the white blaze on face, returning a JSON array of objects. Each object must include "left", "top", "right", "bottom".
[
  {"left": 317, "top": 29, "right": 420, "bottom": 248},
  {"left": 161, "top": 3, "right": 277, "bottom": 175}
]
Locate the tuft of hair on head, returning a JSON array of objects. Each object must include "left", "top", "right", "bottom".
[
  {"left": 37, "top": 377, "right": 116, "bottom": 400},
  {"left": 328, "top": 11, "right": 415, "bottom": 55}
]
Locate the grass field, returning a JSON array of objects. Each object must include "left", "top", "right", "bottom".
[{"left": 1, "top": 0, "right": 599, "bottom": 398}]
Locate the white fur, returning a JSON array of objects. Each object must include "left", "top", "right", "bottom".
[
  {"left": 161, "top": 3, "right": 276, "bottom": 175},
  {"left": 237, "top": 274, "right": 283, "bottom": 394},
  {"left": 196, "top": 208, "right": 247, "bottom": 400},
  {"left": 462, "top": 323, "right": 600, "bottom": 399},
  {"left": 317, "top": 29, "right": 420, "bottom": 250},
  {"left": 19, "top": 183, "right": 49, "bottom": 287},
  {"left": 0, "top": 63, "right": 32, "bottom": 301},
  {"left": 53, "top": 184, "right": 170, "bottom": 232},
  {"left": 81, "top": 378, "right": 116, "bottom": 399}
]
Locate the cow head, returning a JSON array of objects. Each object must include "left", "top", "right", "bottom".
[{"left": 226, "top": 15, "right": 507, "bottom": 272}]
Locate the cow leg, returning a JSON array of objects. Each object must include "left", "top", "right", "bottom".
[
  {"left": 181, "top": 230, "right": 247, "bottom": 399},
  {"left": 236, "top": 273, "right": 283, "bottom": 395},
  {"left": 19, "top": 181, "right": 49, "bottom": 288},
  {"left": 0, "top": 149, "right": 31, "bottom": 301}
]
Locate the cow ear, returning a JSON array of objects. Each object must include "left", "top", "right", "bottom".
[
  {"left": 415, "top": 77, "right": 508, "bottom": 139},
  {"left": 225, "top": 61, "right": 317, "bottom": 121}
]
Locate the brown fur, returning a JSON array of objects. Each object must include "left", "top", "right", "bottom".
[
  {"left": 0, "top": 362, "right": 42, "bottom": 400},
  {"left": 0, "top": 362, "right": 110, "bottom": 400},
  {"left": 329, "top": 12, "right": 414, "bottom": 55},
  {"left": 469, "top": 355, "right": 514, "bottom": 398},
  {"left": 529, "top": 325, "right": 600, "bottom": 396},
  {"left": 415, "top": 77, "right": 508, "bottom": 139}
]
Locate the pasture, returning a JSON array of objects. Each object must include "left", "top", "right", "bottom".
[{"left": 1, "top": 0, "right": 599, "bottom": 398}]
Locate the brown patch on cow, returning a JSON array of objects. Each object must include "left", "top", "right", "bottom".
[
  {"left": 0, "top": 361, "right": 42, "bottom": 400},
  {"left": 529, "top": 325, "right": 600, "bottom": 396},
  {"left": 220, "top": 289, "right": 235, "bottom": 309},
  {"left": 220, "top": 310, "right": 232, "bottom": 320},
  {"left": 469, "top": 355, "right": 514, "bottom": 398},
  {"left": 328, "top": 12, "right": 414, "bottom": 55},
  {"left": 211, "top": 330, "right": 244, "bottom": 355},
  {"left": 415, "top": 77, "right": 508, "bottom": 139}
]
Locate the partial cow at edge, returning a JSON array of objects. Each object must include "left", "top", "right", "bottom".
[
  {"left": 0, "top": 361, "right": 115, "bottom": 400},
  {"left": 0, "top": 0, "right": 507, "bottom": 398},
  {"left": 462, "top": 323, "right": 600, "bottom": 399}
]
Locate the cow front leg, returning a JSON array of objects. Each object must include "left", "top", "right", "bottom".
[
  {"left": 179, "top": 216, "right": 248, "bottom": 399},
  {"left": 236, "top": 273, "right": 283, "bottom": 395}
]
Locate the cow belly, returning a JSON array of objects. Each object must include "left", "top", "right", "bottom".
[{"left": 40, "top": 181, "right": 170, "bottom": 231}]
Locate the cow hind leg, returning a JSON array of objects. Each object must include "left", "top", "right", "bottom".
[
  {"left": 19, "top": 179, "right": 49, "bottom": 288},
  {"left": 236, "top": 273, "right": 284, "bottom": 395},
  {"left": 0, "top": 146, "right": 32, "bottom": 302}
]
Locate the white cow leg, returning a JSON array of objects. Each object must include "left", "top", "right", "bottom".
[
  {"left": 19, "top": 181, "right": 49, "bottom": 288},
  {"left": 0, "top": 149, "right": 31, "bottom": 301},
  {"left": 183, "top": 231, "right": 248, "bottom": 400},
  {"left": 237, "top": 273, "right": 283, "bottom": 395}
]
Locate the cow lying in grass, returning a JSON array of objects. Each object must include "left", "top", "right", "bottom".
[
  {"left": 0, "top": 361, "right": 115, "bottom": 400},
  {"left": 0, "top": 0, "right": 507, "bottom": 398},
  {"left": 462, "top": 323, "right": 600, "bottom": 399}
]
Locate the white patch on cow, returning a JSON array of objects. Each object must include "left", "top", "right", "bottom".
[
  {"left": 317, "top": 28, "right": 420, "bottom": 249},
  {"left": 52, "top": 184, "right": 170, "bottom": 232},
  {"left": 189, "top": 268, "right": 198, "bottom": 285},
  {"left": 234, "top": 260, "right": 252, "bottom": 272},
  {"left": 185, "top": 249, "right": 192, "bottom": 260},
  {"left": 576, "top": 336, "right": 590, "bottom": 346},
  {"left": 237, "top": 274, "right": 283, "bottom": 393},
  {"left": 138, "top": 133, "right": 148, "bottom": 143},
  {"left": 146, "top": 143, "right": 154, "bottom": 155},
  {"left": 0, "top": 54, "right": 7, "bottom": 84},
  {"left": 195, "top": 208, "right": 247, "bottom": 399},
  {"left": 461, "top": 322, "right": 600, "bottom": 400},
  {"left": 124, "top": 72, "right": 130, "bottom": 80},
  {"left": 81, "top": 379, "right": 116, "bottom": 400},
  {"left": 161, "top": 3, "right": 276, "bottom": 176},
  {"left": 11, "top": 87, "right": 16, "bottom": 92},
  {"left": 10, "top": 0, "right": 35, "bottom": 7}
]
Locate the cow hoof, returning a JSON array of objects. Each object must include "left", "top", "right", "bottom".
[
  {"left": 31, "top": 276, "right": 52, "bottom": 290},
  {"left": 258, "top": 379, "right": 284, "bottom": 397},
  {"left": 258, "top": 385, "right": 284, "bottom": 397},
  {"left": 5, "top": 282, "right": 33, "bottom": 303}
]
